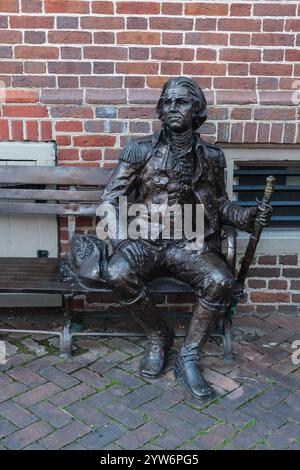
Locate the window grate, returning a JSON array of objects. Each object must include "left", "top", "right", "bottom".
[{"left": 233, "top": 163, "right": 300, "bottom": 228}]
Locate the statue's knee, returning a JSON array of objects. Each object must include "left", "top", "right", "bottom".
[
  {"left": 105, "top": 255, "right": 132, "bottom": 287},
  {"left": 201, "top": 271, "right": 235, "bottom": 305}
]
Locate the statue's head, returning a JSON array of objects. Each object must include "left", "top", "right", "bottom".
[{"left": 156, "top": 76, "right": 208, "bottom": 132}]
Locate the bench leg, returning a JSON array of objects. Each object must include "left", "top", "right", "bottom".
[
  {"left": 222, "top": 314, "right": 234, "bottom": 363},
  {"left": 59, "top": 295, "right": 73, "bottom": 358}
]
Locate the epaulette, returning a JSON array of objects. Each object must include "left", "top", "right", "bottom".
[{"left": 119, "top": 139, "right": 144, "bottom": 164}]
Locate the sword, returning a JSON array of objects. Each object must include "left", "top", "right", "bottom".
[{"left": 236, "top": 175, "right": 276, "bottom": 289}]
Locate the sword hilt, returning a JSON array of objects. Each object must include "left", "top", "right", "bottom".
[{"left": 262, "top": 175, "right": 276, "bottom": 206}]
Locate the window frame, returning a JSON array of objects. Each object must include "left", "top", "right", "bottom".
[{"left": 221, "top": 144, "right": 300, "bottom": 255}]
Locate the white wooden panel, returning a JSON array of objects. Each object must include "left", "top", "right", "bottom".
[{"left": 0, "top": 142, "right": 60, "bottom": 307}]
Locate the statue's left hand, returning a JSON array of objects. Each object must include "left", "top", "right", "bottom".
[{"left": 248, "top": 201, "right": 273, "bottom": 230}]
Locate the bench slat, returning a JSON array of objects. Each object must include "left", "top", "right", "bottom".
[
  {"left": 0, "top": 202, "right": 98, "bottom": 215},
  {"left": 0, "top": 166, "right": 112, "bottom": 186},
  {"left": 0, "top": 258, "right": 194, "bottom": 295},
  {"left": 0, "top": 189, "right": 102, "bottom": 201}
]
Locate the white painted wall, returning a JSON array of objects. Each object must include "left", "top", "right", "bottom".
[{"left": 0, "top": 141, "right": 60, "bottom": 307}]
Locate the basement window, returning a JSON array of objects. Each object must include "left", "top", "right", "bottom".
[{"left": 222, "top": 146, "right": 300, "bottom": 254}]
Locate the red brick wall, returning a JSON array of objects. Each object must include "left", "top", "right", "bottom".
[{"left": 0, "top": 0, "right": 299, "bottom": 314}]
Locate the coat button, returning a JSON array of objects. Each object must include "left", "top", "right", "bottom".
[{"left": 153, "top": 176, "right": 160, "bottom": 183}]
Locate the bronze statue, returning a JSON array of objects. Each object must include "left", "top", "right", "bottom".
[{"left": 95, "top": 77, "right": 272, "bottom": 399}]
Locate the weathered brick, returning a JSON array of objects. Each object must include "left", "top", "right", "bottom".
[
  {"left": 268, "top": 280, "right": 288, "bottom": 290},
  {"left": 152, "top": 47, "right": 194, "bottom": 61},
  {"left": 3, "top": 105, "right": 48, "bottom": 118},
  {"left": 86, "top": 88, "right": 126, "bottom": 104},
  {"left": 15, "top": 46, "right": 59, "bottom": 59},
  {"left": 22, "top": 0, "right": 42, "bottom": 13},
  {"left": 10, "top": 15, "right": 54, "bottom": 29},
  {"left": 92, "top": 1, "right": 114, "bottom": 14},
  {"left": 0, "top": 0, "right": 19, "bottom": 12},
  {"left": 48, "top": 31, "right": 92, "bottom": 44},
  {"left": 118, "top": 31, "right": 160, "bottom": 45},
  {"left": 185, "top": 3, "right": 228, "bottom": 16},
  {"left": 84, "top": 46, "right": 127, "bottom": 60},
  {"left": 150, "top": 17, "right": 193, "bottom": 31},
  {"left": 81, "top": 17, "right": 124, "bottom": 30},
  {"left": 41, "top": 89, "right": 83, "bottom": 105},
  {"left": 45, "top": 0, "right": 89, "bottom": 14},
  {"left": 250, "top": 292, "right": 290, "bottom": 303},
  {"left": 254, "top": 3, "right": 297, "bottom": 17}
]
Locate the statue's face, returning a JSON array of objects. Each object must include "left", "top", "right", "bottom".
[{"left": 160, "top": 85, "right": 194, "bottom": 132}]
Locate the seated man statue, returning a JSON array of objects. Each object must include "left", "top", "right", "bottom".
[{"left": 99, "top": 76, "right": 271, "bottom": 399}]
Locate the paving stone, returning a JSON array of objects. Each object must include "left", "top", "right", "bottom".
[
  {"left": 50, "top": 383, "right": 95, "bottom": 407},
  {"left": 230, "top": 422, "right": 271, "bottom": 449},
  {"left": 239, "top": 402, "right": 288, "bottom": 429},
  {"left": 62, "top": 442, "right": 87, "bottom": 450},
  {"left": 253, "top": 385, "right": 292, "bottom": 409},
  {"left": 106, "top": 337, "right": 144, "bottom": 356},
  {"left": 72, "top": 368, "right": 110, "bottom": 389},
  {"left": 0, "top": 419, "right": 17, "bottom": 439},
  {"left": 122, "top": 384, "right": 162, "bottom": 409},
  {"left": 79, "top": 423, "right": 127, "bottom": 449},
  {"left": 106, "top": 367, "right": 145, "bottom": 389},
  {"left": 204, "top": 404, "right": 249, "bottom": 427},
  {"left": 265, "top": 422, "right": 300, "bottom": 449},
  {"left": 102, "top": 403, "right": 145, "bottom": 429},
  {"left": 55, "top": 352, "right": 99, "bottom": 374},
  {"left": 202, "top": 369, "right": 240, "bottom": 393},
  {"left": 21, "top": 338, "right": 46, "bottom": 357},
  {"left": 30, "top": 402, "right": 73, "bottom": 428},
  {"left": 66, "top": 401, "right": 111, "bottom": 427},
  {"left": 86, "top": 385, "right": 129, "bottom": 408},
  {"left": 39, "top": 421, "right": 91, "bottom": 450},
  {"left": 74, "top": 339, "right": 111, "bottom": 357},
  {"left": 284, "top": 390, "right": 300, "bottom": 410},
  {"left": 26, "top": 356, "right": 60, "bottom": 374},
  {"left": 271, "top": 402, "right": 300, "bottom": 423},
  {"left": 0, "top": 373, "right": 13, "bottom": 388},
  {"left": 169, "top": 403, "right": 215, "bottom": 428},
  {"left": 0, "top": 401, "right": 37, "bottom": 427},
  {"left": 151, "top": 386, "right": 186, "bottom": 409},
  {"left": 89, "top": 351, "right": 129, "bottom": 374},
  {"left": 24, "top": 442, "right": 47, "bottom": 450},
  {"left": 116, "top": 423, "right": 164, "bottom": 450},
  {"left": 7, "top": 366, "right": 46, "bottom": 387},
  {"left": 194, "top": 424, "right": 236, "bottom": 450},
  {"left": 2, "top": 421, "right": 52, "bottom": 450},
  {"left": 38, "top": 365, "right": 79, "bottom": 389},
  {"left": 0, "top": 382, "right": 28, "bottom": 404},
  {"left": 14, "top": 382, "right": 61, "bottom": 406},
  {"left": 153, "top": 422, "right": 198, "bottom": 449},
  {"left": 140, "top": 402, "right": 185, "bottom": 429}
]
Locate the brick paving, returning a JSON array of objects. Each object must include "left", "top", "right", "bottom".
[{"left": 0, "top": 311, "right": 299, "bottom": 450}]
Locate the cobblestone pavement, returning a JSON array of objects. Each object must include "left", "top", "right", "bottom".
[{"left": 0, "top": 311, "right": 299, "bottom": 450}]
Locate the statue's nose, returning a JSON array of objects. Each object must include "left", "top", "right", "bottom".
[{"left": 170, "top": 100, "right": 177, "bottom": 111}]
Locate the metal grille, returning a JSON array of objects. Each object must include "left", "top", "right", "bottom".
[{"left": 233, "top": 162, "right": 300, "bottom": 227}]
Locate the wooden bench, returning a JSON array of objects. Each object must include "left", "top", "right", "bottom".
[{"left": 0, "top": 165, "right": 237, "bottom": 360}]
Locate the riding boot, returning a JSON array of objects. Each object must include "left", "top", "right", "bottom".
[
  {"left": 174, "top": 300, "right": 223, "bottom": 399},
  {"left": 124, "top": 291, "right": 174, "bottom": 378}
]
